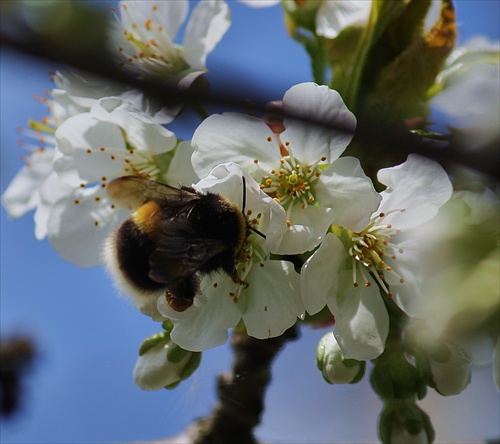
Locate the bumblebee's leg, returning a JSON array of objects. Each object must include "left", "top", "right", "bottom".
[{"left": 165, "top": 275, "right": 200, "bottom": 312}]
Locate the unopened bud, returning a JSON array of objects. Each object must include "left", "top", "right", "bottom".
[
  {"left": 133, "top": 333, "right": 201, "bottom": 391},
  {"left": 317, "top": 332, "right": 365, "bottom": 384},
  {"left": 428, "top": 342, "right": 471, "bottom": 396},
  {"left": 405, "top": 321, "right": 471, "bottom": 396},
  {"left": 379, "top": 402, "right": 435, "bottom": 444}
]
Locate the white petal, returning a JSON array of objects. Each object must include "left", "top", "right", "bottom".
[
  {"left": 34, "top": 172, "right": 74, "bottom": 240},
  {"left": 91, "top": 98, "right": 177, "bottom": 155},
  {"left": 163, "top": 141, "right": 199, "bottom": 187},
  {"left": 183, "top": 0, "right": 231, "bottom": 69},
  {"left": 383, "top": 240, "right": 423, "bottom": 316},
  {"left": 300, "top": 233, "right": 345, "bottom": 315},
  {"left": 2, "top": 149, "right": 54, "bottom": 218},
  {"left": 281, "top": 83, "right": 356, "bottom": 164},
  {"left": 47, "top": 185, "right": 128, "bottom": 267},
  {"left": 192, "top": 112, "right": 278, "bottom": 180},
  {"left": 243, "top": 260, "right": 303, "bottom": 339},
  {"left": 159, "top": 276, "right": 242, "bottom": 351},
  {"left": 316, "top": 1, "right": 371, "bottom": 39},
  {"left": 54, "top": 114, "right": 127, "bottom": 185},
  {"left": 276, "top": 206, "right": 334, "bottom": 255},
  {"left": 378, "top": 154, "right": 453, "bottom": 230},
  {"left": 329, "top": 270, "right": 389, "bottom": 360},
  {"left": 317, "top": 156, "right": 380, "bottom": 232}
]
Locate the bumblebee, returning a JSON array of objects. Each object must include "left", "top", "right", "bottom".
[{"left": 104, "top": 176, "right": 252, "bottom": 312}]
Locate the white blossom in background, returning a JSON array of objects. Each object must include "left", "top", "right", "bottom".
[
  {"left": 430, "top": 36, "right": 500, "bottom": 148},
  {"left": 1, "top": 69, "right": 180, "bottom": 239},
  {"left": 156, "top": 163, "right": 304, "bottom": 352},
  {"left": 408, "top": 188, "right": 499, "bottom": 377},
  {"left": 239, "top": 0, "right": 371, "bottom": 39},
  {"left": 192, "top": 82, "right": 380, "bottom": 254},
  {"left": 110, "top": 0, "right": 230, "bottom": 88},
  {"left": 301, "top": 155, "right": 453, "bottom": 360}
]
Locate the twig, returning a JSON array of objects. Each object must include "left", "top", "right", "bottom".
[{"left": 186, "top": 327, "right": 299, "bottom": 444}]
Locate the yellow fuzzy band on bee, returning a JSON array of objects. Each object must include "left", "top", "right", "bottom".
[{"left": 132, "top": 200, "right": 162, "bottom": 234}]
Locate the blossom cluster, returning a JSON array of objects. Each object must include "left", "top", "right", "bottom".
[{"left": 3, "top": 0, "right": 498, "bottom": 426}]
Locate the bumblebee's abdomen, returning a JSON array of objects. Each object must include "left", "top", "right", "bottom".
[{"left": 115, "top": 218, "right": 164, "bottom": 293}]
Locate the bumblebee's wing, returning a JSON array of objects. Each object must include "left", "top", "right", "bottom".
[
  {"left": 148, "top": 220, "right": 230, "bottom": 284},
  {"left": 106, "top": 176, "right": 198, "bottom": 210}
]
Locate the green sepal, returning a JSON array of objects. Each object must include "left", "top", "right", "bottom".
[
  {"left": 164, "top": 381, "right": 181, "bottom": 390},
  {"left": 349, "top": 360, "right": 366, "bottom": 385},
  {"left": 138, "top": 331, "right": 170, "bottom": 356},
  {"left": 166, "top": 343, "right": 189, "bottom": 363},
  {"left": 180, "top": 352, "right": 202, "bottom": 381},
  {"left": 162, "top": 319, "right": 174, "bottom": 333},
  {"left": 370, "top": 351, "right": 421, "bottom": 400}
]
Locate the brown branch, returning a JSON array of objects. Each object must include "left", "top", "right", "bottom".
[{"left": 185, "top": 327, "right": 299, "bottom": 444}]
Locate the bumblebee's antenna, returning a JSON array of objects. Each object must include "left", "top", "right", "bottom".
[
  {"left": 242, "top": 176, "right": 247, "bottom": 214},
  {"left": 241, "top": 176, "right": 267, "bottom": 240}
]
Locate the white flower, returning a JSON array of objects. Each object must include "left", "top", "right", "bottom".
[
  {"left": 44, "top": 97, "right": 197, "bottom": 267},
  {"left": 156, "top": 163, "right": 304, "bottom": 351},
  {"left": 1, "top": 69, "right": 180, "bottom": 236},
  {"left": 110, "top": 0, "right": 230, "bottom": 88},
  {"left": 430, "top": 37, "right": 500, "bottom": 148},
  {"left": 192, "top": 82, "right": 380, "bottom": 254},
  {"left": 301, "top": 154, "right": 453, "bottom": 360}
]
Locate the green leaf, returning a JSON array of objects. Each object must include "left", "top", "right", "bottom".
[{"left": 361, "top": 0, "right": 457, "bottom": 125}]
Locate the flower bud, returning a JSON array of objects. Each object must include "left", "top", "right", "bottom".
[
  {"left": 379, "top": 402, "right": 435, "bottom": 444},
  {"left": 428, "top": 342, "right": 471, "bottom": 396},
  {"left": 405, "top": 321, "right": 471, "bottom": 396},
  {"left": 133, "top": 333, "right": 201, "bottom": 391},
  {"left": 317, "top": 332, "right": 365, "bottom": 384}
]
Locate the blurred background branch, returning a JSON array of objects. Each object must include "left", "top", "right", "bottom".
[{"left": 1, "top": 0, "right": 498, "bottom": 179}]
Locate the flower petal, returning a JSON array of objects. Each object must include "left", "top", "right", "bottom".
[
  {"left": 377, "top": 154, "right": 453, "bottom": 230},
  {"left": 316, "top": 1, "right": 371, "bottom": 39},
  {"left": 317, "top": 156, "right": 380, "bottom": 232},
  {"left": 300, "top": 233, "right": 345, "bottom": 315},
  {"left": 2, "top": 149, "right": 54, "bottom": 218},
  {"left": 328, "top": 270, "right": 389, "bottom": 360},
  {"left": 277, "top": 206, "right": 334, "bottom": 254},
  {"left": 47, "top": 185, "right": 129, "bottom": 267},
  {"left": 158, "top": 275, "right": 242, "bottom": 351},
  {"left": 192, "top": 112, "right": 278, "bottom": 180},
  {"left": 183, "top": 0, "right": 231, "bottom": 69},
  {"left": 281, "top": 83, "right": 356, "bottom": 164},
  {"left": 243, "top": 260, "right": 303, "bottom": 339}
]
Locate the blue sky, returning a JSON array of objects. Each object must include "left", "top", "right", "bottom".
[{"left": 1, "top": 1, "right": 499, "bottom": 442}]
